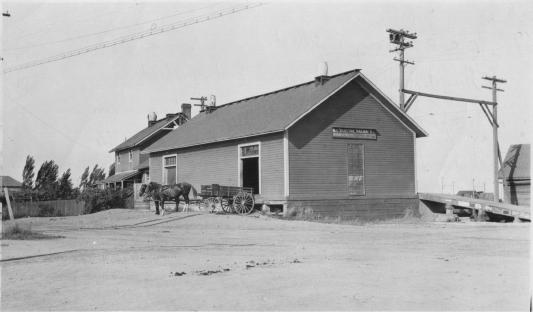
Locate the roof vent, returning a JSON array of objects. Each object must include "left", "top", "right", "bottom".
[
  {"left": 315, "top": 61, "right": 330, "bottom": 85},
  {"left": 147, "top": 112, "right": 157, "bottom": 126}
]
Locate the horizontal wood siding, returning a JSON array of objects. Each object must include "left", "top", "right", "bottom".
[
  {"left": 139, "top": 153, "right": 149, "bottom": 168},
  {"left": 287, "top": 198, "right": 419, "bottom": 220},
  {"left": 149, "top": 153, "right": 162, "bottom": 183},
  {"left": 288, "top": 80, "right": 415, "bottom": 199},
  {"left": 116, "top": 149, "right": 140, "bottom": 173},
  {"left": 176, "top": 142, "right": 238, "bottom": 190},
  {"left": 150, "top": 133, "right": 284, "bottom": 199},
  {"left": 259, "top": 133, "right": 284, "bottom": 198}
]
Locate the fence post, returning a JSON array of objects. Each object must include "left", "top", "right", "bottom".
[{"left": 4, "top": 187, "right": 15, "bottom": 221}]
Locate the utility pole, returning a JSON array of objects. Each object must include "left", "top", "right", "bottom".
[
  {"left": 482, "top": 75, "right": 506, "bottom": 203},
  {"left": 387, "top": 28, "right": 417, "bottom": 110},
  {"left": 191, "top": 96, "right": 207, "bottom": 112}
]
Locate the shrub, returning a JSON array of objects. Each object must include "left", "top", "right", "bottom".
[
  {"left": 78, "top": 187, "right": 133, "bottom": 214},
  {"left": 2, "top": 222, "right": 63, "bottom": 240}
]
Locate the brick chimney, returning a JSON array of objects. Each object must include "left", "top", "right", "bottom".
[
  {"left": 181, "top": 103, "right": 191, "bottom": 120},
  {"left": 315, "top": 61, "right": 330, "bottom": 85},
  {"left": 147, "top": 112, "right": 157, "bottom": 127}
]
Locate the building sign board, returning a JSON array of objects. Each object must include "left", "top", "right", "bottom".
[{"left": 333, "top": 127, "right": 377, "bottom": 140}]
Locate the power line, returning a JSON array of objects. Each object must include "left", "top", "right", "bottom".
[
  {"left": 3, "top": 3, "right": 264, "bottom": 74},
  {"left": 5, "top": 3, "right": 224, "bottom": 52}
]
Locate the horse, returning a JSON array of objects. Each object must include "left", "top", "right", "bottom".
[{"left": 139, "top": 181, "right": 197, "bottom": 215}]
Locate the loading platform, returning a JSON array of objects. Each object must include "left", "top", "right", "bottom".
[{"left": 419, "top": 193, "right": 530, "bottom": 221}]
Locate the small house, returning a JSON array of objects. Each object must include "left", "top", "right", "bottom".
[{"left": 102, "top": 105, "right": 190, "bottom": 189}]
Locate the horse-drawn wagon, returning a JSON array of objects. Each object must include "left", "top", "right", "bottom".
[{"left": 199, "top": 184, "right": 255, "bottom": 214}]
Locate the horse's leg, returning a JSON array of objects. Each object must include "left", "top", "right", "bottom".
[
  {"left": 175, "top": 197, "right": 180, "bottom": 212},
  {"left": 155, "top": 201, "right": 160, "bottom": 215},
  {"left": 184, "top": 194, "right": 190, "bottom": 212},
  {"left": 161, "top": 200, "right": 165, "bottom": 216}
]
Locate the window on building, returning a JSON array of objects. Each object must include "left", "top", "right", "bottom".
[
  {"left": 129, "top": 150, "right": 133, "bottom": 162},
  {"left": 347, "top": 144, "right": 365, "bottom": 195},
  {"left": 116, "top": 154, "right": 120, "bottom": 164},
  {"left": 163, "top": 155, "right": 177, "bottom": 185}
]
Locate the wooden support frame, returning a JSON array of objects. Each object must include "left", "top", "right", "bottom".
[
  {"left": 402, "top": 89, "right": 496, "bottom": 107},
  {"left": 401, "top": 85, "right": 503, "bottom": 203}
]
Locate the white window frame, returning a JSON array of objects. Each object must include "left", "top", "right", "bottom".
[
  {"left": 162, "top": 154, "right": 178, "bottom": 185},
  {"left": 116, "top": 153, "right": 121, "bottom": 165},
  {"left": 237, "top": 142, "right": 261, "bottom": 194},
  {"left": 128, "top": 150, "right": 133, "bottom": 163}
]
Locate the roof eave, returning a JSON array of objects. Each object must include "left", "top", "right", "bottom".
[
  {"left": 108, "top": 115, "right": 182, "bottom": 153},
  {"left": 284, "top": 70, "right": 361, "bottom": 131},
  {"left": 357, "top": 72, "right": 429, "bottom": 138},
  {"left": 141, "top": 129, "right": 285, "bottom": 154}
]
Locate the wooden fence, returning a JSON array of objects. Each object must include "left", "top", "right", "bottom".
[{"left": 2, "top": 199, "right": 86, "bottom": 220}]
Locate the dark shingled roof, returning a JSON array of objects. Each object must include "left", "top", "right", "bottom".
[
  {"left": 143, "top": 69, "right": 427, "bottom": 153},
  {"left": 109, "top": 115, "right": 182, "bottom": 153},
  {"left": 500, "top": 144, "right": 530, "bottom": 181},
  {"left": 0, "top": 176, "right": 23, "bottom": 188}
]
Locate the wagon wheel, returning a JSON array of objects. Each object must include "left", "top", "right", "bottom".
[
  {"left": 232, "top": 191, "right": 255, "bottom": 214},
  {"left": 205, "top": 197, "right": 222, "bottom": 213},
  {"left": 221, "top": 198, "right": 233, "bottom": 213}
]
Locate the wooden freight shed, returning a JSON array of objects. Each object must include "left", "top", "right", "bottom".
[
  {"left": 143, "top": 69, "right": 427, "bottom": 219},
  {"left": 500, "top": 144, "right": 530, "bottom": 206}
]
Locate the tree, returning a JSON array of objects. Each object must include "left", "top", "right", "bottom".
[
  {"left": 57, "top": 169, "right": 73, "bottom": 199},
  {"left": 34, "top": 160, "right": 59, "bottom": 199},
  {"left": 108, "top": 163, "right": 115, "bottom": 178},
  {"left": 79, "top": 166, "right": 90, "bottom": 189},
  {"left": 22, "top": 155, "right": 35, "bottom": 189},
  {"left": 88, "top": 164, "right": 106, "bottom": 187}
]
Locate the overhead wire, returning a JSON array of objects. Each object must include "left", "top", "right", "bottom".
[
  {"left": 5, "top": 2, "right": 225, "bottom": 52},
  {"left": 3, "top": 3, "right": 264, "bottom": 74}
]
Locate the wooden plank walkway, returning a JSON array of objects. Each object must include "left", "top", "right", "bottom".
[{"left": 419, "top": 193, "right": 530, "bottom": 221}]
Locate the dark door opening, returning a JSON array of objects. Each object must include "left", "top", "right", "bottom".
[{"left": 242, "top": 157, "right": 259, "bottom": 194}]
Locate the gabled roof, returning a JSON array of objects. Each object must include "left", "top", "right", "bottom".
[
  {"left": 0, "top": 176, "right": 23, "bottom": 188},
  {"left": 143, "top": 69, "right": 427, "bottom": 153},
  {"left": 109, "top": 114, "right": 183, "bottom": 153},
  {"left": 499, "top": 144, "right": 530, "bottom": 181}
]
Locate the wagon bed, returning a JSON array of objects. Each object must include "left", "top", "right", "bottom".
[{"left": 199, "top": 184, "right": 255, "bottom": 214}]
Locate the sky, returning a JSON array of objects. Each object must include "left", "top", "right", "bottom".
[{"left": 1, "top": 0, "right": 532, "bottom": 195}]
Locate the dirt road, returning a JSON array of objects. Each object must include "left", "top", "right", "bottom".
[{"left": 1, "top": 210, "right": 530, "bottom": 310}]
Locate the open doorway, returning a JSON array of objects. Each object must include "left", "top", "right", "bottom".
[
  {"left": 242, "top": 157, "right": 259, "bottom": 194},
  {"left": 239, "top": 143, "right": 260, "bottom": 194}
]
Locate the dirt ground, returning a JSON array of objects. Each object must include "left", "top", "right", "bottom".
[{"left": 1, "top": 209, "right": 530, "bottom": 311}]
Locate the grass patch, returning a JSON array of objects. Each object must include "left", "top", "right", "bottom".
[{"left": 1, "top": 222, "right": 63, "bottom": 240}]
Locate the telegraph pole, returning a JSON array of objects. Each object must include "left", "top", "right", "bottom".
[
  {"left": 482, "top": 76, "right": 506, "bottom": 202},
  {"left": 387, "top": 28, "right": 417, "bottom": 110},
  {"left": 191, "top": 96, "right": 207, "bottom": 112}
]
